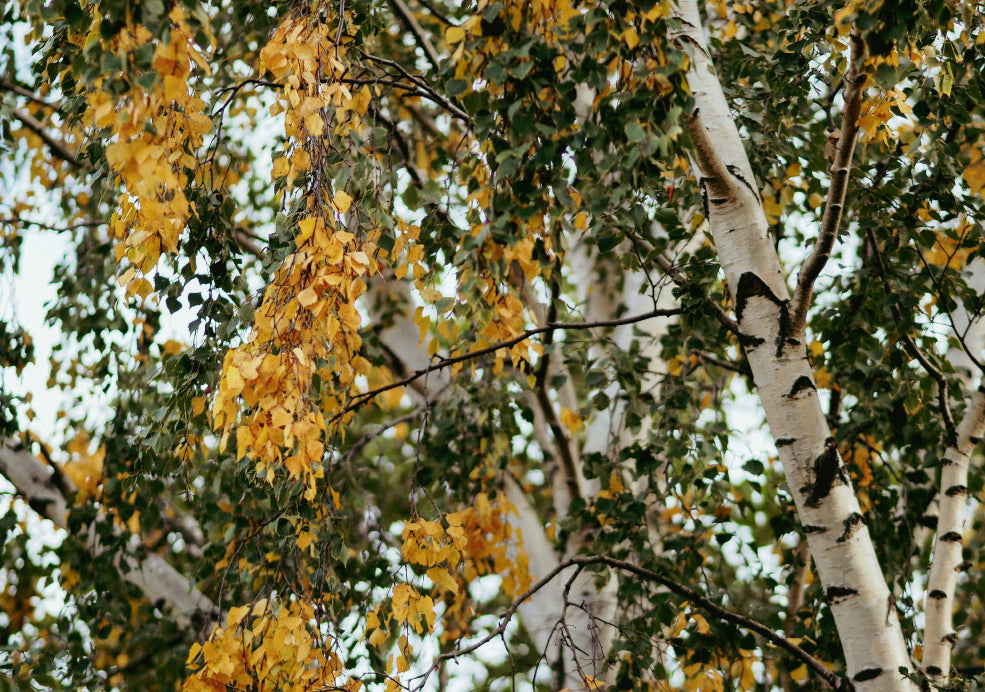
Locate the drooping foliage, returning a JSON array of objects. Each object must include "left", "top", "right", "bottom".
[{"left": 2, "top": 0, "right": 985, "bottom": 690}]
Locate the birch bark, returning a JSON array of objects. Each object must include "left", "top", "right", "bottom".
[
  {"left": 0, "top": 441, "right": 218, "bottom": 628},
  {"left": 671, "top": 3, "right": 916, "bottom": 689}
]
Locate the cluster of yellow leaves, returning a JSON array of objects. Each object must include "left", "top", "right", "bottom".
[
  {"left": 61, "top": 430, "right": 105, "bottom": 498},
  {"left": 365, "top": 494, "right": 531, "bottom": 650},
  {"left": 84, "top": 7, "right": 213, "bottom": 295},
  {"left": 184, "top": 599, "right": 359, "bottom": 692},
  {"left": 857, "top": 86, "right": 914, "bottom": 147},
  {"left": 259, "top": 11, "right": 371, "bottom": 188},
  {"left": 212, "top": 211, "right": 378, "bottom": 498},
  {"left": 962, "top": 140, "right": 985, "bottom": 200},
  {"left": 212, "top": 11, "right": 379, "bottom": 500}
]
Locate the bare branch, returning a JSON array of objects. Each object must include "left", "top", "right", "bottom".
[
  {"left": 332, "top": 306, "right": 682, "bottom": 424},
  {"left": 0, "top": 78, "right": 58, "bottom": 109},
  {"left": 388, "top": 0, "right": 441, "bottom": 71},
  {"left": 790, "top": 33, "right": 867, "bottom": 334},
  {"left": 415, "top": 555, "right": 843, "bottom": 691}
]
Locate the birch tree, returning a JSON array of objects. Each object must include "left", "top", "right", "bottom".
[{"left": 2, "top": 0, "right": 985, "bottom": 691}]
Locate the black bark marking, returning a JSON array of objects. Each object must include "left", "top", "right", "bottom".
[
  {"left": 836, "top": 512, "right": 864, "bottom": 543},
  {"left": 803, "top": 524, "right": 827, "bottom": 534},
  {"left": 699, "top": 178, "right": 710, "bottom": 217},
  {"left": 726, "top": 164, "right": 759, "bottom": 200},
  {"left": 737, "top": 332, "right": 765, "bottom": 349},
  {"left": 853, "top": 668, "right": 883, "bottom": 682},
  {"left": 958, "top": 560, "right": 972, "bottom": 571},
  {"left": 709, "top": 197, "right": 728, "bottom": 204},
  {"left": 943, "top": 632, "right": 958, "bottom": 644},
  {"left": 800, "top": 439, "right": 848, "bottom": 508},
  {"left": 945, "top": 485, "right": 967, "bottom": 497},
  {"left": 735, "top": 272, "right": 785, "bottom": 322},
  {"left": 786, "top": 376, "right": 816, "bottom": 399},
  {"left": 970, "top": 435, "right": 982, "bottom": 445},
  {"left": 928, "top": 589, "right": 947, "bottom": 600},
  {"left": 28, "top": 497, "right": 54, "bottom": 517},
  {"left": 775, "top": 437, "right": 796, "bottom": 447},
  {"left": 826, "top": 585, "right": 858, "bottom": 603},
  {"left": 925, "top": 666, "right": 942, "bottom": 676},
  {"left": 941, "top": 531, "right": 962, "bottom": 542}
]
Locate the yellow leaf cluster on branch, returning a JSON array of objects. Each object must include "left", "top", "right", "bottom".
[
  {"left": 84, "top": 6, "right": 213, "bottom": 295},
  {"left": 212, "top": 9, "right": 379, "bottom": 501}
]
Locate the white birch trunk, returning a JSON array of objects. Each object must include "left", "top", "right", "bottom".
[
  {"left": 0, "top": 441, "right": 218, "bottom": 628},
  {"left": 672, "top": 3, "right": 916, "bottom": 689},
  {"left": 921, "top": 387, "right": 985, "bottom": 681}
]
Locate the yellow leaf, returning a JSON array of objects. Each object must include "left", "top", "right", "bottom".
[
  {"left": 446, "top": 26, "right": 466, "bottom": 44},
  {"left": 271, "top": 155, "right": 289, "bottom": 179},
  {"left": 161, "top": 339, "right": 185, "bottom": 355},
  {"left": 298, "top": 287, "right": 318, "bottom": 307},
  {"left": 333, "top": 190, "right": 353, "bottom": 214},
  {"left": 560, "top": 406, "right": 583, "bottom": 433},
  {"left": 623, "top": 27, "right": 639, "bottom": 49},
  {"left": 304, "top": 112, "right": 325, "bottom": 136},
  {"left": 790, "top": 664, "right": 808, "bottom": 682}
]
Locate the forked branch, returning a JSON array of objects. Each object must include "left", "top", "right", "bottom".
[{"left": 414, "top": 555, "right": 842, "bottom": 691}]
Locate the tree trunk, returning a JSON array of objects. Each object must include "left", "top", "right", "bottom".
[{"left": 671, "top": 3, "right": 916, "bottom": 689}]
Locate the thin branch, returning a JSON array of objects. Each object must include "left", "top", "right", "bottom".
[
  {"left": 415, "top": 556, "right": 843, "bottom": 691},
  {"left": 865, "top": 226, "right": 957, "bottom": 445},
  {"left": 790, "top": 33, "right": 867, "bottom": 335},
  {"left": 0, "top": 79, "right": 58, "bottom": 109},
  {"left": 412, "top": 0, "right": 458, "bottom": 27},
  {"left": 388, "top": 0, "right": 442, "bottom": 71},
  {"left": 11, "top": 109, "right": 91, "bottom": 170},
  {"left": 654, "top": 253, "right": 739, "bottom": 334},
  {"left": 331, "top": 307, "right": 682, "bottom": 424},
  {"left": 0, "top": 216, "right": 105, "bottom": 233}
]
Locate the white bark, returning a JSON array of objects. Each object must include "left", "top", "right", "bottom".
[
  {"left": 0, "top": 441, "right": 218, "bottom": 628},
  {"left": 673, "top": 3, "right": 916, "bottom": 690},
  {"left": 921, "top": 387, "right": 985, "bottom": 681}
]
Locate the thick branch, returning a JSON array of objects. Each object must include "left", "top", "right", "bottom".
[
  {"left": 0, "top": 440, "right": 218, "bottom": 628},
  {"left": 790, "top": 34, "right": 867, "bottom": 334}
]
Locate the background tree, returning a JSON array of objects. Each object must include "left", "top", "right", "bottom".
[{"left": 2, "top": 0, "right": 985, "bottom": 690}]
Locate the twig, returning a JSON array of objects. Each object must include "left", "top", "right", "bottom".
[
  {"left": 865, "top": 226, "right": 957, "bottom": 445},
  {"left": 330, "top": 307, "right": 682, "bottom": 424},
  {"left": 388, "top": 0, "right": 441, "bottom": 71},
  {"left": 0, "top": 216, "right": 105, "bottom": 233},
  {"left": 654, "top": 254, "right": 739, "bottom": 334},
  {"left": 790, "top": 33, "right": 867, "bottom": 335},
  {"left": 415, "top": 556, "right": 843, "bottom": 690}
]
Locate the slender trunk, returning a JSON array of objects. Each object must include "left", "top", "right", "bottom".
[
  {"left": 671, "top": 3, "right": 916, "bottom": 689},
  {"left": 922, "top": 387, "right": 985, "bottom": 681}
]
